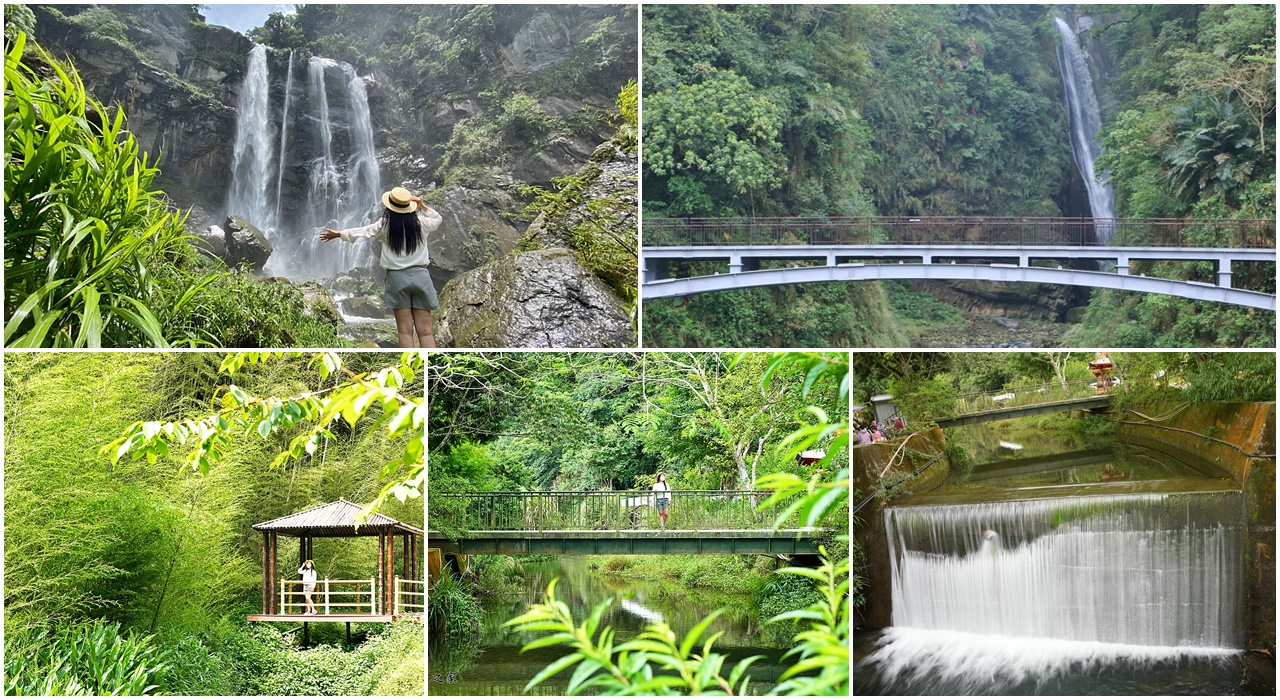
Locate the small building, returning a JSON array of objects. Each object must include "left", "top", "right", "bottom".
[
  {"left": 870, "top": 394, "right": 899, "bottom": 425},
  {"left": 247, "top": 499, "right": 423, "bottom": 624}
]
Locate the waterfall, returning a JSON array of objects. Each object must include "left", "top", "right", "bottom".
[
  {"left": 272, "top": 50, "right": 295, "bottom": 233},
  {"left": 225, "top": 48, "right": 381, "bottom": 283},
  {"left": 306, "top": 56, "right": 341, "bottom": 233},
  {"left": 226, "top": 44, "right": 275, "bottom": 232},
  {"left": 346, "top": 74, "right": 381, "bottom": 225},
  {"left": 1054, "top": 16, "right": 1116, "bottom": 239},
  {"left": 885, "top": 492, "right": 1243, "bottom": 648}
]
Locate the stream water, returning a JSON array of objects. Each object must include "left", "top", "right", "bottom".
[
  {"left": 855, "top": 425, "right": 1273, "bottom": 695},
  {"left": 428, "top": 557, "right": 796, "bottom": 696}
]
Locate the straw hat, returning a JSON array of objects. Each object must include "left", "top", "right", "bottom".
[{"left": 381, "top": 187, "right": 418, "bottom": 214}]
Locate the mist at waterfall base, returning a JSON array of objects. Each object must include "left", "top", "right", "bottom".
[
  {"left": 852, "top": 430, "right": 1267, "bottom": 695},
  {"left": 1054, "top": 14, "right": 1117, "bottom": 241},
  {"left": 226, "top": 45, "right": 382, "bottom": 284}
]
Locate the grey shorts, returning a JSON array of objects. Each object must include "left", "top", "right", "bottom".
[{"left": 384, "top": 265, "right": 439, "bottom": 311}]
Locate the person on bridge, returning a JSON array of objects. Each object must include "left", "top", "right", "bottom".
[
  {"left": 652, "top": 472, "right": 671, "bottom": 531},
  {"left": 298, "top": 560, "right": 318, "bottom": 615}
]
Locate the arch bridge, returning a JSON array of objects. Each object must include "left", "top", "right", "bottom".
[
  {"left": 642, "top": 217, "right": 1276, "bottom": 310},
  {"left": 427, "top": 490, "right": 831, "bottom": 556}
]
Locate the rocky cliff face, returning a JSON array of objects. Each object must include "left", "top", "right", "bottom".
[{"left": 29, "top": 5, "right": 249, "bottom": 210}]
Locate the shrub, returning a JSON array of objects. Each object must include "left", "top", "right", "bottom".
[
  {"left": 3, "top": 619, "right": 170, "bottom": 696},
  {"left": 427, "top": 570, "right": 482, "bottom": 640},
  {"left": 602, "top": 555, "right": 630, "bottom": 573},
  {"left": 4, "top": 33, "right": 215, "bottom": 347}
]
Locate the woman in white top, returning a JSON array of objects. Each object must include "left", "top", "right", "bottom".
[
  {"left": 652, "top": 472, "right": 671, "bottom": 531},
  {"left": 320, "top": 187, "right": 443, "bottom": 348},
  {"left": 298, "top": 559, "right": 318, "bottom": 615}
]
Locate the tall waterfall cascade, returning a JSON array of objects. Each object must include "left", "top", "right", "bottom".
[
  {"left": 885, "top": 492, "right": 1244, "bottom": 649},
  {"left": 272, "top": 50, "right": 295, "bottom": 232},
  {"left": 227, "top": 44, "right": 275, "bottom": 234},
  {"left": 226, "top": 49, "right": 382, "bottom": 281},
  {"left": 1054, "top": 16, "right": 1117, "bottom": 238}
]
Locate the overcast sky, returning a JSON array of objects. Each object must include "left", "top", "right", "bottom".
[{"left": 201, "top": 3, "right": 295, "bottom": 34}]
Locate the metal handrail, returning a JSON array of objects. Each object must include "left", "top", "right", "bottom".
[
  {"left": 430, "top": 489, "right": 812, "bottom": 532},
  {"left": 642, "top": 216, "right": 1276, "bottom": 249},
  {"left": 951, "top": 378, "right": 1118, "bottom": 416}
]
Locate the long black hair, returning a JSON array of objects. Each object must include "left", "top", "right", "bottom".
[{"left": 382, "top": 208, "right": 423, "bottom": 256}]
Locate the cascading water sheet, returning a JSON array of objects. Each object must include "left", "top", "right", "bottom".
[
  {"left": 227, "top": 44, "right": 275, "bottom": 232},
  {"left": 885, "top": 492, "right": 1244, "bottom": 649},
  {"left": 1054, "top": 16, "right": 1116, "bottom": 239}
]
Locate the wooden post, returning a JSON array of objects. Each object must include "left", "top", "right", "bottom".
[
  {"left": 324, "top": 578, "right": 330, "bottom": 616},
  {"left": 346, "top": 621, "right": 351, "bottom": 644},
  {"left": 303, "top": 621, "right": 309, "bottom": 647},
  {"left": 269, "top": 532, "right": 278, "bottom": 614},
  {"left": 376, "top": 532, "right": 385, "bottom": 614},
  {"left": 395, "top": 575, "right": 400, "bottom": 615},
  {"left": 387, "top": 534, "right": 396, "bottom": 615},
  {"left": 300, "top": 536, "right": 306, "bottom": 567},
  {"left": 262, "top": 532, "right": 270, "bottom": 614}
]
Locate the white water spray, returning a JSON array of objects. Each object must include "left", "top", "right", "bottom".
[
  {"left": 227, "top": 44, "right": 275, "bottom": 232},
  {"left": 1054, "top": 16, "right": 1116, "bottom": 239}
]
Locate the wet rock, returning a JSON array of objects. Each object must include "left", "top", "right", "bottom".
[
  {"left": 192, "top": 224, "right": 226, "bottom": 260},
  {"left": 524, "top": 142, "right": 637, "bottom": 251},
  {"left": 340, "top": 319, "right": 400, "bottom": 348},
  {"left": 426, "top": 186, "right": 524, "bottom": 279},
  {"left": 506, "top": 12, "right": 572, "bottom": 72},
  {"left": 223, "top": 216, "right": 273, "bottom": 272},
  {"left": 992, "top": 317, "right": 1020, "bottom": 329},
  {"left": 435, "top": 248, "right": 634, "bottom": 348},
  {"left": 298, "top": 281, "right": 342, "bottom": 328}
]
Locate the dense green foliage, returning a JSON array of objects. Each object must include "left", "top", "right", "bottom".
[
  {"left": 3, "top": 31, "right": 342, "bottom": 348},
  {"left": 1066, "top": 4, "right": 1276, "bottom": 347},
  {"left": 3, "top": 353, "right": 423, "bottom": 695},
  {"left": 4, "top": 33, "right": 209, "bottom": 347},
  {"left": 428, "top": 352, "right": 844, "bottom": 494},
  {"left": 853, "top": 351, "right": 1276, "bottom": 427}
]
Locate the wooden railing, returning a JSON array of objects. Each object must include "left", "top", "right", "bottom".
[
  {"left": 431, "top": 489, "right": 807, "bottom": 533},
  {"left": 643, "top": 216, "right": 1276, "bottom": 248},
  {"left": 395, "top": 576, "right": 424, "bottom": 615},
  {"left": 279, "top": 578, "right": 376, "bottom": 615}
]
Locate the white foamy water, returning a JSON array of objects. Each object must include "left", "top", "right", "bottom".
[
  {"left": 886, "top": 492, "right": 1244, "bottom": 648},
  {"left": 1054, "top": 16, "right": 1116, "bottom": 239},
  {"left": 861, "top": 627, "right": 1239, "bottom": 694}
]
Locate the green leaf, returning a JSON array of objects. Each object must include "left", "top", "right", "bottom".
[{"left": 523, "top": 652, "right": 584, "bottom": 691}]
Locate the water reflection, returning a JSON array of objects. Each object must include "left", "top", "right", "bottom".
[{"left": 429, "top": 557, "right": 796, "bottom": 696}]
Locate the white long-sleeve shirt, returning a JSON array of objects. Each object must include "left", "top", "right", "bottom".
[
  {"left": 298, "top": 566, "right": 317, "bottom": 585},
  {"left": 337, "top": 207, "right": 442, "bottom": 270}
]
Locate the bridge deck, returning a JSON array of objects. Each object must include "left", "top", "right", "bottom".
[
  {"left": 246, "top": 613, "right": 402, "bottom": 623},
  {"left": 937, "top": 396, "right": 1111, "bottom": 428}
]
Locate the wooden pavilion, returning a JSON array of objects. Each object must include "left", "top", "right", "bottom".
[{"left": 246, "top": 499, "right": 423, "bottom": 624}]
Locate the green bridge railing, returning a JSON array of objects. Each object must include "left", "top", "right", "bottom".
[
  {"left": 429, "top": 490, "right": 810, "bottom": 533},
  {"left": 951, "top": 378, "right": 1116, "bottom": 417}
]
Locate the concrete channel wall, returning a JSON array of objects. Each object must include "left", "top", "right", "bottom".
[
  {"left": 1115, "top": 401, "right": 1277, "bottom": 654},
  {"left": 852, "top": 428, "right": 951, "bottom": 629}
]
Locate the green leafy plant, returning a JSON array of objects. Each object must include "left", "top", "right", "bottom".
[
  {"left": 505, "top": 579, "right": 762, "bottom": 695},
  {"left": 4, "top": 33, "right": 215, "bottom": 347},
  {"left": 4, "top": 619, "right": 170, "bottom": 696},
  {"left": 102, "top": 352, "right": 424, "bottom": 517}
]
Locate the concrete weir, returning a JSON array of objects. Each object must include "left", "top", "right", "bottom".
[{"left": 854, "top": 403, "right": 1276, "bottom": 656}]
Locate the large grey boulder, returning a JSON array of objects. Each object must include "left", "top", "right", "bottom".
[
  {"left": 435, "top": 248, "right": 634, "bottom": 348},
  {"left": 192, "top": 224, "right": 226, "bottom": 260},
  {"left": 223, "top": 216, "right": 273, "bottom": 272}
]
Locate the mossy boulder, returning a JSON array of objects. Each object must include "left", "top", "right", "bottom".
[{"left": 434, "top": 248, "right": 633, "bottom": 348}]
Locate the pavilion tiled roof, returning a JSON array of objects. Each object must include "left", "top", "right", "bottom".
[{"left": 252, "top": 498, "right": 424, "bottom": 537}]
